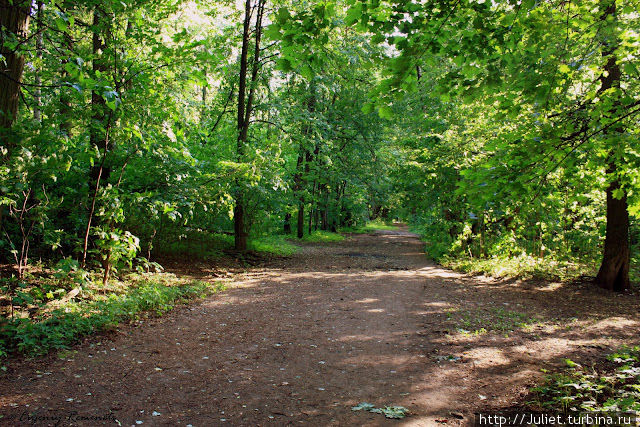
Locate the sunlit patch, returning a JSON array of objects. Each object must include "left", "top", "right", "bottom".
[
  {"left": 355, "top": 298, "right": 380, "bottom": 304},
  {"left": 592, "top": 317, "right": 640, "bottom": 329},
  {"left": 538, "top": 282, "right": 564, "bottom": 291},
  {"left": 464, "top": 347, "right": 510, "bottom": 368}
]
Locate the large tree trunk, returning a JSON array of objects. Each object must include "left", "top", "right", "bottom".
[
  {"left": 594, "top": 0, "right": 630, "bottom": 292},
  {"left": 596, "top": 164, "right": 630, "bottom": 291},
  {"left": 233, "top": 0, "right": 252, "bottom": 251},
  {"left": 0, "top": 0, "right": 31, "bottom": 146}
]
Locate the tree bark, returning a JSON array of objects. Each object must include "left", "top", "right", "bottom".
[{"left": 0, "top": 0, "right": 31, "bottom": 149}]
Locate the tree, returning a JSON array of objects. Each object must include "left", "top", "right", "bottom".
[{"left": 234, "top": 0, "right": 267, "bottom": 251}]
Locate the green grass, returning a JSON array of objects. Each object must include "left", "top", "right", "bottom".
[
  {"left": 440, "top": 254, "right": 595, "bottom": 282},
  {"left": 529, "top": 347, "right": 640, "bottom": 413},
  {"left": 248, "top": 235, "right": 299, "bottom": 256},
  {"left": 301, "top": 230, "right": 345, "bottom": 243},
  {"left": 341, "top": 219, "right": 398, "bottom": 234},
  {"left": 0, "top": 277, "right": 226, "bottom": 358},
  {"left": 448, "top": 306, "right": 539, "bottom": 335}
]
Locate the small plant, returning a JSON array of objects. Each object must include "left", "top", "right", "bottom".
[
  {"left": 53, "top": 257, "right": 90, "bottom": 288},
  {"left": 93, "top": 227, "right": 140, "bottom": 286},
  {"left": 352, "top": 402, "right": 409, "bottom": 419}
]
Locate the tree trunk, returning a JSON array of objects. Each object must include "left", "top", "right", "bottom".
[
  {"left": 596, "top": 165, "right": 630, "bottom": 291},
  {"left": 283, "top": 212, "right": 291, "bottom": 234},
  {"left": 0, "top": 0, "right": 31, "bottom": 149},
  {"left": 234, "top": 0, "right": 264, "bottom": 251},
  {"left": 594, "top": 0, "right": 630, "bottom": 291},
  {"left": 33, "top": 1, "right": 43, "bottom": 122},
  {"left": 234, "top": 201, "right": 247, "bottom": 251},
  {"left": 297, "top": 201, "right": 304, "bottom": 238}
]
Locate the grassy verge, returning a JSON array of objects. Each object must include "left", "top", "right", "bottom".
[
  {"left": 0, "top": 275, "right": 226, "bottom": 358},
  {"left": 440, "top": 254, "right": 596, "bottom": 282},
  {"left": 529, "top": 347, "right": 640, "bottom": 413}
]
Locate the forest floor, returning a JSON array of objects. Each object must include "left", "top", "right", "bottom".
[{"left": 1, "top": 226, "right": 639, "bottom": 426}]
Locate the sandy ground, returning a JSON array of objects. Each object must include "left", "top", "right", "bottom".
[{"left": 1, "top": 227, "right": 639, "bottom": 426}]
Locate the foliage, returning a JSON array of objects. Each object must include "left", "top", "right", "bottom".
[{"left": 530, "top": 347, "right": 640, "bottom": 413}]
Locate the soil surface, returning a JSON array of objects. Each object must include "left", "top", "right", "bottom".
[{"left": 1, "top": 227, "right": 639, "bottom": 426}]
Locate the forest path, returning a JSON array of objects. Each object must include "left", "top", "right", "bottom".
[{"left": 2, "top": 226, "right": 640, "bottom": 426}]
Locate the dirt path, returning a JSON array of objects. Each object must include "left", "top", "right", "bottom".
[{"left": 2, "top": 227, "right": 639, "bottom": 426}]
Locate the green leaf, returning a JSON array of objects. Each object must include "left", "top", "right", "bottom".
[
  {"left": 361, "top": 102, "right": 374, "bottom": 114},
  {"left": 378, "top": 106, "right": 393, "bottom": 119},
  {"left": 612, "top": 188, "right": 624, "bottom": 200},
  {"left": 352, "top": 402, "right": 375, "bottom": 411},
  {"left": 277, "top": 8, "right": 291, "bottom": 25},
  {"left": 345, "top": 4, "right": 363, "bottom": 26}
]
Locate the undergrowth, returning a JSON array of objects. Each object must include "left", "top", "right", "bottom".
[
  {"left": 0, "top": 277, "right": 226, "bottom": 358},
  {"left": 529, "top": 347, "right": 640, "bottom": 413}
]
